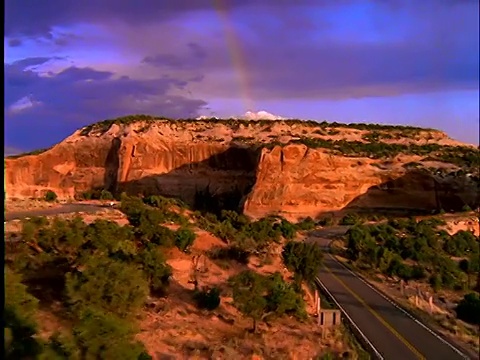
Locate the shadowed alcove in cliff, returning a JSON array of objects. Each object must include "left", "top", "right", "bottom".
[
  {"left": 113, "top": 146, "right": 262, "bottom": 215},
  {"left": 340, "top": 170, "right": 478, "bottom": 217},
  {"left": 103, "top": 137, "right": 122, "bottom": 193}
]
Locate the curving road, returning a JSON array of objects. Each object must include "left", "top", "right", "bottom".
[{"left": 311, "top": 229, "right": 472, "bottom": 360}]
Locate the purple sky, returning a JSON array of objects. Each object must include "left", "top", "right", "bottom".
[{"left": 4, "top": 0, "right": 479, "bottom": 152}]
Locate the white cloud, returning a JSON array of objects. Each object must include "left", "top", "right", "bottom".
[
  {"left": 8, "top": 95, "right": 42, "bottom": 114},
  {"left": 196, "top": 110, "right": 285, "bottom": 121}
]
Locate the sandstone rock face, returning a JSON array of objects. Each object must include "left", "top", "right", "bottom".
[
  {"left": 5, "top": 119, "right": 479, "bottom": 220},
  {"left": 5, "top": 127, "right": 259, "bottom": 209},
  {"left": 243, "top": 146, "right": 478, "bottom": 220}
]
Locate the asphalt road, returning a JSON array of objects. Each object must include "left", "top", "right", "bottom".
[
  {"left": 5, "top": 203, "right": 112, "bottom": 221},
  {"left": 313, "top": 234, "right": 471, "bottom": 360}
]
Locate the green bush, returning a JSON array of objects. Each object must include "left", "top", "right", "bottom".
[
  {"left": 229, "top": 270, "right": 306, "bottom": 332},
  {"left": 208, "top": 246, "right": 251, "bottom": 264},
  {"left": 265, "top": 272, "right": 307, "bottom": 319},
  {"left": 44, "top": 190, "right": 58, "bottom": 202},
  {"left": 194, "top": 287, "right": 221, "bottom": 310},
  {"left": 72, "top": 309, "right": 149, "bottom": 359},
  {"left": 100, "top": 190, "right": 114, "bottom": 200},
  {"left": 137, "top": 244, "right": 172, "bottom": 295},
  {"left": 175, "top": 228, "right": 196, "bottom": 252},
  {"left": 80, "top": 188, "right": 114, "bottom": 200},
  {"left": 295, "top": 217, "right": 316, "bottom": 231},
  {"left": 4, "top": 267, "right": 43, "bottom": 359},
  {"left": 317, "top": 216, "right": 334, "bottom": 227},
  {"left": 339, "top": 213, "right": 362, "bottom": 226},
  {"left": 65, "top": 256, "right": 149, "bottom": 319},
  {"left": 38, "top": 332, "right": 80, "bottom": 360},
  {"left": 455, "top": 293, "right": 480, "bottom": 325},
  {"left": 275, "top": 219, "right": 297, "bottom": 239},
  {"left": 7, "top": 213, "right": 164, "bottom": 359},
  {"left": 282, "top": 241, "right": 323, "bottom": 283}
]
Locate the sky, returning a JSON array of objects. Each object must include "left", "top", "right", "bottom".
[{"left": 4, "top": 0, "right": 480, "bottom": 152}]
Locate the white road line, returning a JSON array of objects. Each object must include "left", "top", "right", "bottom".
[
  {"left": 315, "top": 277, "right": 385, "bottom": 360},
  {"left": 329, "top": 254, "right": 471, "bottom": 360}
]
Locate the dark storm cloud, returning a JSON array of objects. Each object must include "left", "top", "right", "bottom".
[
  {"left": 6, "top": 0, "right": 474, "bottom": 39},
  {"left": 8, "top": 38, "right": 23, "bottom": 47},
  {"left": 243, "top": 41, "right": 479, "bottom": 99},
  {"left": 142, "top": 43, "right": 208, "bottom": 70},
  {"left": 4, "top": 57, "right": 207, "bottom": 149},
  {"left": 5, "top": 0, "right": 262, "bottom": 38}
]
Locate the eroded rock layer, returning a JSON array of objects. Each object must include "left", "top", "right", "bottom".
[{"left": 5, "top": 119, "right": 479, "bottom": 220}]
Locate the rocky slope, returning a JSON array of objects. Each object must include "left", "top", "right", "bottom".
[{"left": 5, "top": 116, "right": 479, "bottom": 220}]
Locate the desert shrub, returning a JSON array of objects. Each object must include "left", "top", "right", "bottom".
[
  {"left": 44, "top": 190, "right": 58, "bottom": 202},
  {"left": 455, "top": 293, "right": 480, "bottom": 325},
  {"left": 429, "top": 274, "right": 442, "bottom": 292},
  {"left": 242, "top": 218, "right": 282, "bottom": 248},
  {"left": 65, "top": 256, "right": 149, "bottom": 319},
  {"left": 80, "top": 188, "right": 114, "bottom": 200},
  {"left": 195, "top": 211, "right": 293, "bottom": 251},
  {"left": 219, "top": 210, "right": 251, "bottom": 229},
  {"left": 208, "top": 246, "right": 251, "bottom": 264},
  {"left": 339, "top": 213, "right": 362, "bottom": 226},
  {"left": 229, "top": 270, "right": 306, "bottom": 331},
  {"left": 282, "top": 241, "right": 323, "bottom": 284},
  {"left": 317, "top": 216, "right": 334, "bottom": 227},
  {"left": 229, "top": 270, "right": 267, "bottom": 332},
  {"left": 194, "top": 287, "right": 221, "bottom": 310},
  {"left": 72, "top": 308, "right": 148, "bottom": 359},
  {"left": 443, "top": 231, "right": 479, "bottom": 256},
  {"left": 274, "top": 219, "right": 297, "bottom": 239},
  {"left": 175, "top": 228, "right": 196, "bottom": 252},
  {"left": 344, "top": 225, "right": 377, "bottom": 263},
  {"left": 100, "top": 189, "right": 114, "bottom": 200},
  {"left": 459, "top": 254, "right": 480, "bottom": 275},
  {"left": 410, "top": 265, "right": 427, "bottom": 280},
  {"left": 143, "top": 195, "right": 172, "bottom": 209},
  {"left": 38, "top": 333, "right": 80, "bottom": 360},
  {"left": 136, "top": 243, "right": 172, "bottom": 295},
  {"left": 143, "top": 195, "right": 189, "bottom": 225},
  {"left": 150, "top": 225, "right": 176, "bottom": 247},
  {"left": 4, "top": 267, "right": 43, "bottom": 359},
  {"left": 120, "top": 195, "right": 146, "bottom": 227},
  {"left": 134, "top": 209, "right": 171, "bottom": 245},
  {"left": 265, "top": 272, "right": 307, "bottom": 319},
  {"left": 296, "top": 217, "right": 316, "bottom": 231},
  {"left": 7, "top": 215, "right": 160, "bottom": 359}
]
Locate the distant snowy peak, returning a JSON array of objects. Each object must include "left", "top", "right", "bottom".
[
  {"left": 196, "top": 110, "right": 284, "bottom": 121},
  {"left": 196, "top": 115, "right": 217, "bottom": 120},
  {"left": 243, "top": 110, "right": 284, "bottom": 120}
]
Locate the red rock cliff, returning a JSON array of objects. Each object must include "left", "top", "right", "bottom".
[{"left": 5, "top": 119, "right": 478, "bottom": 220}]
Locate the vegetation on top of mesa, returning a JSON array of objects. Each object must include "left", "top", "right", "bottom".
[
  {"left": 6, "top": 147, "right": 52, "bottom": 159},
  {"left": 79, "top": 113, "right": 438, "bottom": 136},
  {"left": 260, "top": 138, "right": 479, "bottom": 168}
]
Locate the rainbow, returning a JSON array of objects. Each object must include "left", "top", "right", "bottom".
[{"left": 213, "top": 0, "right": 255, "bottom": 112}]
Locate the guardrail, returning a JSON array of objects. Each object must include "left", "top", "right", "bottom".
[{"left": 314, "top": 277, "right": 384, "bottom": 360}]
